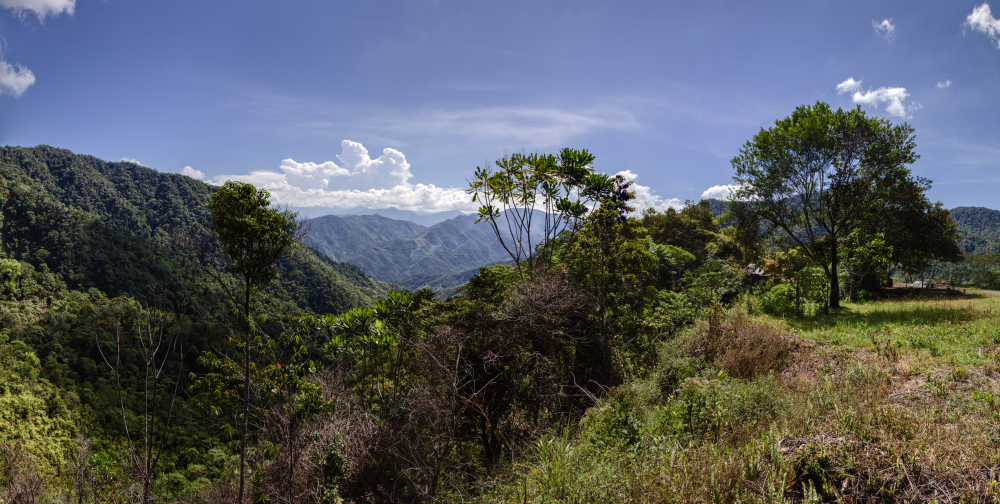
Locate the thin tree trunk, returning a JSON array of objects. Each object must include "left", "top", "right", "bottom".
[
  {"left": 829, "top": 237, "right": 841, "bottom": 309},
  {"left": 239, "top": 283, "right": 251, "bottom": 504}
]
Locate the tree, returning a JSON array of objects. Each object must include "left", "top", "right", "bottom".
[
  {"left": 202, "top": 181, "right": 300, "bottom": 503},
  {"left": 467, "top": 149, "right": 614, "bottom": 281},
  {"left": 730, "top": 102, "right": 958, "bottom": 308},
  {"left": 564, "top": 175, "right": 658, "bottom": 376},
  {"left": 641, "top": 200, "right": 723, "bottom": 263},
  {"left": 196, "top": 316, "right": 325, "bottom": 504},
  {"left": 97, "top": 294, "right": 185, "bottom": 504}
]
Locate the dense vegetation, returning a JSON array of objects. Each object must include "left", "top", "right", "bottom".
[
  {"left": 0, "top": 146, "right": 388, "bottom": 502},
  {"left": 1, "top": 102, "right": 997, "bottom": 504},
  {"left": 951, "top": 206, "right": 1000, "bottom": 255}
]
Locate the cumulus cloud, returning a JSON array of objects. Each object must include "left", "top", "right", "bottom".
[
  {"left": 279, "top": 140, "right": 412, "bottom": 192},
  {"left": 872, "top": 19, "right": 895, "bottom": 41},
  {"left": 0, "top": 0, "right": 74, "bottom": 21},
  {"left": 210, "top": 140, "right": 477, "bottom": 214},
  {"left": 615, "top": 170, "right": 683, "bottom": 212},
  {"left": 967, "top": 3, "right": 1000, "bottom": 48},
  {"left": 119, "top": 156, "right": 145, "bottom": 166},
  {"left": 209, "top": 141, "right": 681, "bottom": 215},
  {"left": 701, "top": 184, "right": 739, "bottom": 200},
  {"left": 0, "top": 58, "right": 33, "bottom": 97},
  {"left": 835, "top": 78, "right": 920, "bottom": 119},
  {"left": 181, "top": 166, "right": 205, "bottom": 179},
  {"left": 835, "top": 78, "right": 862, "bottom": 94},
  {"left": 936, "top": 80, "right": 953, "bottom": 89}
]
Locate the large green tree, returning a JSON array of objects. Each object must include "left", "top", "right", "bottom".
[
  {"left": 202, "top": 181, "right": 300, "bottom": 502},
  {"left": 731, "top": 102, "right": 959, "bottom": 308}
]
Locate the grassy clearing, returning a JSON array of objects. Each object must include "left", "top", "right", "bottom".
[{"left": 473, "top": 293, "right": 1000, "bottom": 503}]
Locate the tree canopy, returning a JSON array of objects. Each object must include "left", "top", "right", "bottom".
[{"left": 730, "top": 102, "right": 960, "bottom": 307}]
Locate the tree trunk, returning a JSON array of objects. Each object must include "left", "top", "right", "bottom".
[
  {"left": 239, "top": 285, "right": 251, "bottom": 504},
  {"left": 829, "top": 237, "right": 841, "bottom": 309}
]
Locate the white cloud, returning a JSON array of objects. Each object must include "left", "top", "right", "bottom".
[
  {"left": 936, "top": 80, "right": 952, "bottom": 89},
  {"left": 279, "top": 140, "right": 412, "bottom": 191},
  {"left": 0, "top": 0, "right": 74, "bottom": 21},
  {"left": 872, "top": 19, "right": 895, "bottom": 41},
  {"left": 967, "top": 3, "right": 1000, "bottom": 48},
  {"left": 210, "top": 140, "right": 477, "bottom": 213},
  {"left": 119, "top": 156, "right": 145, "bottom": 166},
  {"left": 835, "top": 78, "right": 920, "bottom": 119},
  {"left": 835, "top": 78, "right": 862, "bottom": 94},
  {"left": 615, "top": 170, "right": 683, "bottom": 212},
  {"left": 208, "top": 141, "right": 680, "bottom": 215},
  {"left": 701, "top": 184, "right": 739, "bottom": 200},
  {"left": 181, "top": 166, "right": 205, "bottom": 179},
  {"left": 0, "top": 59, "right": 34, "bottom": 97}
]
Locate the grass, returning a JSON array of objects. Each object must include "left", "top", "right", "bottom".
[{"left": 472, "top": 292, "right": 1000, "bottom": 503}]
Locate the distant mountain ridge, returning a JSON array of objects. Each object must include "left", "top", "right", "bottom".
[
  {"left": 303, "top": 212, "right": 545, "bottom": 291},
  {"left": 294, "top": 206, "right": 468, "bottom": 227}
]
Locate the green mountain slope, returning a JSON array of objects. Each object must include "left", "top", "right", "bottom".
[
  {"left": 0, "top": 145, "right": 386, "bottom": 314},
  {"left": 304, "top": 214, "right": 426, "bottom": 261},
  {"left": 950, "top": 206, "right": 1000, "bottom": 255},
  {"left": 303, "top": 213, "right": 537, "bottom": 290}
]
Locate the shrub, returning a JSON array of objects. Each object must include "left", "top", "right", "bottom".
[
  {"left": 715, "top": 313, "right": 798, "bottom": 380},
  {"left": 760, "top": 283, "right": 798, "bottom": 318}
]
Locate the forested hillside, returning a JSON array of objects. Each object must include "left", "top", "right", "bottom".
[
  {"left": 0, "top": 145, "right": 393, "bottom": 502},
  {"left": 950, "top": 206, "right": 1000, "bottom": 255},
  {"left": 0, "top": 146, "right": 387, "bottom": 314}
]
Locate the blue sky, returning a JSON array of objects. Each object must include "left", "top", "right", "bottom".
[{"left": 0, "top": 0, "right": 998, "bottom": 214}]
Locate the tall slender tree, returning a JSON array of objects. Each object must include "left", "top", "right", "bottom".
[{"left": 202, "top": 181, "right": 300, "bottom": 503}]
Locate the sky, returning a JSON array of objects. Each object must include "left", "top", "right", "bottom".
[{"left": 0, "top": 0, "right": 998, "bottom": 215}]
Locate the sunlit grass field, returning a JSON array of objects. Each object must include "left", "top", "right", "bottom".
[{"left": 474, "top": 292, "right": 1000, "bottom": 503}]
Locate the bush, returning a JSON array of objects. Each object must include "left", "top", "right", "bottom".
[
  {"left": 760, "top": 283, "right": 797, "bottom": 318},
  {"left": 655, "top": 354, "right": 707, "bottom": 397},
  {"left": 648, "top": 290, "right": 699, "bottom": 338},
  {"left": 715, "top": 313, "right": 798, "bottom": 380}
]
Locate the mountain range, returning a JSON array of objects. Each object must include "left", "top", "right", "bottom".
[
  {"left": 298, "top": 199, "right": 1000, "bottom": 293},
  {"left": 293, "top": 206, "right": 468, "bottom": 227},
  {"left": 0, "top": 145, "right": 389, "bottom": 316},
  {"left": 3, "top": 146, "right": 994, "bottom": 302},
  {"left": 302, "top": 212, "right": 545, "bottom": 291}
]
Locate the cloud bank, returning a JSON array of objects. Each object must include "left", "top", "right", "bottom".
[
  {"left": 210, "top": 140, "right": 477, "bottom": 214},
  {"left": 835, "top": 78, "right": 920, "bottom": 119},
  {"left": 872, "top": 19, "right": 895, "bottom": 41},
  {"left": 0, "top": 58, "right": 34, "bottom": 97},
  {"left": 967, "top": 3, "right": 1000, "bottom": 48},
  {"left": 211, "top": 141, "right": 682, "bottom": 215},
  {"left": 0, "top": 0, "right": 74, "bottom": 21}
]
